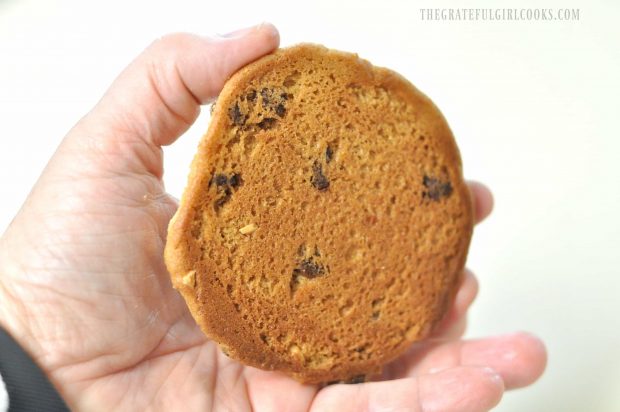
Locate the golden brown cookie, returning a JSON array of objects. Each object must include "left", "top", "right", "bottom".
[{"left": 164, "top": 44, "right": 473, "bottom": 384}]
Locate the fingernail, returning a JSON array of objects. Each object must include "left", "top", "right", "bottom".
[
  {"left": 219, "top": 22, "right": 277, "bottom": 38},
  {"left": 219, "top": 25, "right": 255, "bottom": 38},
  {"left": 464, "top": 333, "right": 530, "bottom": 363}
]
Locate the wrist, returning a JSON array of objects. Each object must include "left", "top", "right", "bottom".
[
  {"left": 0, "top": 237, "right": 73, "bottom": 410},
  {"left": 0, "top": 239, "right": 39, "bottom": 361},
  {"left": 0, "top": 311, "right": 69, "bottom": 411}
]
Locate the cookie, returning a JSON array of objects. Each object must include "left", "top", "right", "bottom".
[{"left": 164, "top": 44, "right": 473, "bottom": 384}]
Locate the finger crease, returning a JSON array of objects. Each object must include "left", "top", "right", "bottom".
[
  {"left": 173, "top": 62, "right": 201, "bottom": 107},
  {"left": 147, "top": 61, "right": 196, "bottom": 132}
]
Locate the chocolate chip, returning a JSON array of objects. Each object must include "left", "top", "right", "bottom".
[
  {"left": 345, "top": 375, "right": 366, "bottom": 384},
  {"left": 214, "top": 185, "right": 232, "bottom": 209},
  {"left": 294, "top": 258, "right": 324, "bottom": 279},
  {"left": 214, "top": 174, "right": 228, "bottom": 186},
  {"left": 323, "top": 374, "right": 366, "bottom": 386},
  {"left": 297, "top": 244, "right": 306, "bottom": 256},
  {"left": 229, "top": 173, "right": 242, "bottom": 188},
  {"left": 260, "top": 88, "right": 271, "bottom": 107},
  {"left": 275, "top": 103, "right": 286, "bottom": 117},
  {"left": 280, "top": 92, "right": 289, "bottom": 100},
  {"left": 291, "top": 256, "right": 325, "bottom": 294},
  {"left": 214, "top": 194, "right": 230, "bottom": 210},
  {"left": 301, "top": 259, "right": 323, "bottom": 277},
  {"left": 311, "top": 161, "right": 330, "bottom": 191},
  {"left": 325, "top": 145, "right": 333, "bottom": 163},
  {"left": 422, "top": 175, "right": 453, "bottom": 201},
  {"left": 246, "top": 89, "right": 257, "bottom": 102},
  {"left": 228, "top": 103, "right": 246, "bottom": 126},
  {"left": 257, "top": 117, "right": 277, "bottom": 130}
]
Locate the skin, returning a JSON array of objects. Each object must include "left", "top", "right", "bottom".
[{"left": 0, "top": 24, "right": 546, "bottom": 411}]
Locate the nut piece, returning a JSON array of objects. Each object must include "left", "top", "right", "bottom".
[
  {"left": 239, "top": 223, "right": 257, "bottom": 235},
  {"left": 182, "top": 270, "right": 196, "bottom": 287}
]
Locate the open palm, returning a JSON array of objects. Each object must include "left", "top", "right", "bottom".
[{"left": 0, "top": 25, "right": 545, "bottom": 411}]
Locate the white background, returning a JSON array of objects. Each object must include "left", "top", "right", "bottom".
[{"left": 1, "top": 0, "right": 618, "bottom": 410}]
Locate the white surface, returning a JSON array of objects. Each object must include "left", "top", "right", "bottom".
[{"left": 1, "top": 0, "right": 619, "bottom": 410}]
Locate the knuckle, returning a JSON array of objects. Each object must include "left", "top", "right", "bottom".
[{"left": 149, "top": 32, "right": 195, "bottom": 54}]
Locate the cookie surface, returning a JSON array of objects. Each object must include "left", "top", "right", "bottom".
[{"left": 164, "top": 44, "right": 473, "bottom": 383}]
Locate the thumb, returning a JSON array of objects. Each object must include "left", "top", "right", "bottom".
[{"left": 59, "top": 24, "right": 279, "bottom": 178}]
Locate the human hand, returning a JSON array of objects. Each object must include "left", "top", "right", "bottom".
[{"left": 0, "top": 23, "right": 546, "bottom": 411}]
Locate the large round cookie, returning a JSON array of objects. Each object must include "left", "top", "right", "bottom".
[{"left": 164, "top": 44, "right": 474, "bottom": 383}]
